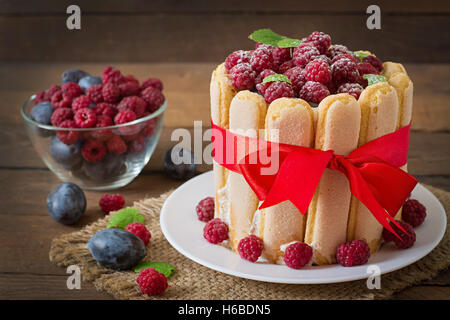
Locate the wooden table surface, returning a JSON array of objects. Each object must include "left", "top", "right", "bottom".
[{"left": 0, "top": 62, "right": 449, "bottom": 300}]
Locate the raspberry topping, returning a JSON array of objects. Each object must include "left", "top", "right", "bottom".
[
  {"left": 277, "top": 60, "right": 296, "bottom": 74},
  {"left": 203, "top": 218, "right": 229, "bottom": 244},
  {"left": 331, "top": 58, "right": 361, "bottom": 86},
  {"left": 140, "top": 87, "right": 165, "bottom": 113},
  {"left": 336, "top": 240, "right": 370, "bottom": 267},
  {"left": 263, "top": 81, "right": 295, "bottom": 104},
  {"left": 238, "top": 235, "right": 264, "bottom": 263},
  {"left": 196, "top": 197, "right": 215, "bottom": 222},
  {"left": 141, "top": 78, "right": 163, "bottom": 92},
  {"left": 71, "top": 95, "right": 92, "bottom": 112},
  {"left": 293, "top": 43, "right": 320, "bottom": 68},
  {"left": 305, "top": 31, "right": 331, "bottom": 54},
  {"left": 56, "top": 120, "right": 79, "bottom": 145},
  {"left": 102, "top": 66, "right": 125, "bottom": 85},
  {"left": 136, "top": 268, "right": 168, "bottom": 296},
  {"left": 74, "top": 108, "right": 97, "bottom": 128},
  {"left": 99, "top": 193, "right": 125, "bottom": 213},
  {"left": 272, "top": 46, "right": 291, "bottom": 68},
  {"left": 92, "top": 102, "right": 117, "bottom": 118},
  {"left": 303, "top": 58, "right": 332, "bottom": 84},
  {"left": 51, "top": 107, "right": 74, "bottom": 126},
  {"left": 51, "top": 91, "right": 72, "bottom": 109},
  {"left": 102, "top": 82, "right": 120, "bottom": 103},
  {"left": 363, "top": 55, "right": 383, "bottom": 72},
  {"left": 62, "top": 82, "right": 83, "bottom": 99},
  {"left": 357, "top": 62, "right": 379, "bottom": 76},
  {"left": 299, "top": 81, "right": 330, "bottom": 104},
  {"left": 229, "top": 63, "right": 256, "bottom": 91},
  {"left": 402, "top": 199, "right": 427, "bottom": 228},
  {"left": 331, "top": 53, "right": 358, "bottom": 64},
  {"left": 106, "top": 135, "right": 127, "bottom": 155},
  {"left": 327, "top": 44, "right": 351, "bottom": 58},
  {"left": 283, "top": 66, "right": 306, "bottom": 93},
  {"left": 255, "top": 69, "right": 276, "bottom": 95},
  {"left": 81, "top": 139, "right": 106, "bottom": 162},
  {"left": 283, "top": 242, "right": 313, "bottom": 269},
  {"left": 337, "top": 83, "right": 364, "bottom": 99},
  {"left": 225, "top": 50, "right": 251, "bottom": 73},
  {"left": 125, "top": 222, "right": 151, "bottom": 245},
  {"left": 114, "top": 110, "right": 137, "bottom": 125},
  {"left": 250, "top": 47, "right": 275, "bottom": 73},
  {"left": 117, "top": 96, "right": 147, "bottom": 118},
  {"left": 86, "top": 84, "right": 104, "bottom": 104}
]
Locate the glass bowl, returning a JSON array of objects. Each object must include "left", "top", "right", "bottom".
[{"left": 21, "top": 95, "right": 166, "bottom": 190}]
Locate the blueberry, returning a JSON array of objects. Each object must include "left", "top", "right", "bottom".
[
  {"left": 46, "top": 182, "right": 86, "bottom": 225},
  {"left": 62, "top": 69, "right": 89, "bottom": 84},
  {"left": 88, "top": 229, "right": 146, "bottom": 270},
  {"left": 83, "top": 153, "right": 126, "bottom": 181},
  {"left": 29, "top": 101, "right": 54, "bottom": 137},
  {"left": 50, "top": 136, "right": 83, "bottom": 170},
  {"left": 78, "top": 75, "right": 102, "bottom": 91},
  {"left": 163, "top": 146, "right": 196, "bottom": 180}
]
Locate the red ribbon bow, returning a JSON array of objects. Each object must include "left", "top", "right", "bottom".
[{"left": 211, "top": 120, "right": 418, "bottom": 236}]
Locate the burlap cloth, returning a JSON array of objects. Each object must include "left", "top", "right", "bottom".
[{"left": 49, "top": 185, "right": 450, "bottom": 300}]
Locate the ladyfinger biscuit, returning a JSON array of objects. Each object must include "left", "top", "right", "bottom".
[
  {"left": 381, "top": 61, "right": 407, "bottom": 79},
  {"left": 347, "top": 82, "right": 399, "bottom": 253},
  {"left": 261, "top": 98, "right": 315, "bottom": 263},
  {"left": 304, "top": 94, "right": 361, "bottom": 265},
  {"left": 228, "top": 91, "right": 267, "bottom": 251},
  {"left": 210, "top": 63, "right": 237, "bottom": 219}
]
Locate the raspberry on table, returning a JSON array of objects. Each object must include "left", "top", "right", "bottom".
[
  {"left": 141, "top": 78, "right": 163, "bottom": 92},
  {"left": 92, "top": 102, "right": 117, "bottom": 118},
  {"left": 305, "top": 31, "right": 331, "bottom": 54},
  {"left": 336, "top": 240, "right": 370, "bottom": 267},
  {"left": 86, "top": 84, "right": 104, "bottom": 104},
  {"left": 62, "top": 82, "right": 83, "bottom": 99},
  {"left": 250, "top": 47, "right": 275, "bottom": 73},
  {"left": 277, "top": 60, "right": 296, "bottom": 74},
  {"left": 74, "top": 108, "right": 97, "bottom": 128},
  {"left": 304, "top": 58, "right": 332, "bottom": 84},
  {"left": 225, "top": 50, "right": 251, "bottom": 73},
  {"left": 106, "top": 135, "right": 127, "bottom": 155},
  {"left": 331, "top": 58, "right": 361, "bottom": 86},
  {"left": 238, "top": 235, "right": 264, "bottom": 263},
  {"left": 331, "top": 53, "right": 358, "bottom": 64},
  {"left": 128, "top": 136, "right": 146, "bottom": 154},
  {"left": 272, "top": 46, "right": 291, "bottom": 68},
  {"left": 196, "top": 197, "right": 215, "bottom": 222},
  {"left": 90, "top": 115, "right": 113, "bottom": 141},
  {"left": 284, "top": 66, "right": 306, "bottom": 94},
  {"left": 99, "top": 193, "right": 125, "bottom": 213},
  {"left": 363, "top": 55, "right": 383, "bottom": 72},
  {"left": 125, "top": 222, "right": 151, "bottom": 245},
  {"left": 140, "top": 86, "right": 165, "bottom": 113},
  {"left": 326, "top": 44, "right": 351, "bottom": 58},
  {"left": 51, "top": 91, "right": 72, "bottom": 109},
  {"left": 402, "top": 199, "right": 427, "bottom": 228},
  {"left": 102, "top": 66, "right": 125, "bottom": 85},
  {"left": 136, "top": 268, "right": 168, "bottom": 296},
  {"left": 299, "top": 81, "right": 330, "bottom": 104},
  {"left": 71, "top": 95, "right": 92, "bottom": 112},
  {"left": 357, "top": 62, "right": 379, "bottom": 77},
  {"left": 102, "top": 82, "right": 120, "bottom": 103},
  {"left": 229, "top": 63, "right": 257, "bottom": 91},
  {"left": 51, "top": 107, "right": 74, "bottom": 126},
  {"left": 203, "top": 218, "right": 229, "bottom": 244},
  {"left": 118, "top": 81, "right": 140, "bottom": 97},
  {"left": 114, "top": 110, "right": 137, "bottom": 125},
  {"left": 293, "top": 43, "right": 320, "bottom": 68},
  {"left": 81, "top": 139, "right": 106, "bottom": 162},
  {"left": 337, "top": 83, "right": 364, "bottom": 99},
  {"left": 56, "top": 120, "right": 79, "bottom": 145},
  {"left": 283, "top": 242, "right": 313, "bottom": 269},
  {"left": 117, "top": 96, "right": 147, "bottom": 118}
]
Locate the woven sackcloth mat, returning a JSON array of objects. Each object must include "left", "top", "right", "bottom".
[{"left": 49, "top": 185, "right": 450, "bottom": 300}]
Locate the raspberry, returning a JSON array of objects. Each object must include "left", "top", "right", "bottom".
[
  {"left": 402, "top": 199, "right": 427, "bottom": 228},
  {"left": 255, "top": 69, "right": 276, "bottom": 95},
  {"left": 255, "top": 43, "right": 274, "bottom": 52},
  {"left": 86, "top": 84, "right": 104, "bottom": 104},
  {"left": 124, "top": 74, "right": 139, "bottom": 85},
  {"left": 117, "top": 96, "right": 147, "bottom": 118},
  {"left": 140, "top": 87, "right": 165, "bottom": 113},
  {"left": 92, "top": 102, "right": 117, "bottom": 118},
  {"left": 277, "top": 60, "right": 296, "bottom": 74},
  {"left": 293, "top": 43, "right": 320, "bottom": 68},
  {"left": 305, "top": 31, "right": 331, "bottom": 54},
  {"left": 272, "top": 46, "right": 291, "bottom": 68},
  {"left": 357, "top": 62, "right": 379, "bottom": 77},
  {"left": 229, "top": 63, "right": 256, "bottom": 91},
  {"left": 34, "top": 91, "right": 47, "bottom": 104},
  {"left": 391, "top": 221, "right": 416, "bottom": 249},
  {"left": 74, "top": 108, "right": 97, "bottom": 128},
  {"left": 263, "top": 81, "right": 295, "bottom": 104},
  {"left": 363, "top": 55, "right": 383, "bottom": 72},
  {"left": 299, "top": 81, "right": 330, "bottom": 104},
  {"left": 99, "top": 193, "right": 125, "bottom": 213},
  {"left": 90, "top": 115, "right": 113, "bottom": 141},
  {"left": 336, "top": 240, "right": 370, "bottom": 267},
  {"left": 141, "top": 117, "right": 157, "bottom": 138},
  {"left": 51, "top": 91, "right": 72, "bottom": 109},
  {"left": 238, "top": 235, "right": 263, "bottom": 263},
  {"left": 118, "top": 81, "right": 140, "bottom": 97},
  {"left": 45, "top": 85, "right": 62, "bottom": 101},
  {"left": 250, "top": 48, "right": 275, "bottom": 73},
  {"left": 125, "top": 222, "right": 151, "bottom": 245},
  {"left": 141, "top": 78, "right": 163, "bottom": 92},
  {"left": 337, "top": 83, "right": 364, "bottom": 99},
  {"left": 196, "top": 197, "right": 215, "bottom": 222},
  {"left": 71, "top": 95, "right": 92, "bottom": 112},
  {"left": 129, "top": 136, "right": 146, "bottom": 153},
  {"left": 304, "top": 58, "right": 332, "bottom": 84},
  {"left": 56, "top": 120, "right": 79, "bottom": 145},
  {"left": 102, "top": 82, "right": 120, "bottom": 103},
  {"left": 203, "top": 218, "right": 229, "bottom": 244},
  {"left": 81, "top": 139, "right": 106, "bottom": 162},
  {"left": 114, "top": 109, "right": 137, "bottom": 125},
  {"left": 325, "top": 80, "right": 337, "bottom": 94},
  {"left": 136, "top": 268, "right": 168, "bottom": 296},
  {"left": 62, "top": 82, "right": 83, "bottom": 99},
  {"left": 102, "top": 66, "right": 125, "bottom": 85},
  {"left": 283, "top": 242, "right": 313, "bottom": 269},
  {"left": 225, "top": 50, "right": 251, "bottom": 73},
  {"left": 331, "top": 53, "right": 358, "bottom": 64},
  {"left": 327, "top": 44, "right": 351, "bottom": 58},
  {"left": 284, "top": 66, "right": 306, "bottom": 93},
  {"left": 106, "top": 135, "right": 127, "bottom": 155},
  {"left": 317, "top": 54, "right": 332, "bottom": 65},
  {"left": 331, "top": 58, "right": 361, "bottom": 86},
  {"left": 51, "top": 107, "right": 74, "bottom": 126}
]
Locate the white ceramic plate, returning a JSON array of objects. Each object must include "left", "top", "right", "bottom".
[{"left": 160, "top": 171, "right": 447, "bottom": 284}]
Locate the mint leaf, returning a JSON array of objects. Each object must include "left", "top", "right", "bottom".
[
  {"left": 262, "top": 74, "right": 292, "bottom": 85},
  {"left": 277, "top": 37, "right": 302, "bottom": 48},
  {"left": 249, "top": 29, "right": 286, "bottom": 47},
  {"left": 106, "top": 208, "right": 145, "bottom": 229},
  {"left": 363, "top": 74, "right": 388, "bottom": 86},
  {"left": 134, "top": 261, "right": 175, "bottom": 278},
  {"left": 353, "top": 50, "right": 370, "bottom": 61}
]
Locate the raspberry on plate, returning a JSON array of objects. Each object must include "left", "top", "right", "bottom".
[
  {"left": 74, "top": 108, "right": 97, "bottom": 128},
  {"left": 402, "top": 199, "right": 427, "bottom": 227},
  {"left": 203, "top": 218, "right": 229, "bottom": 244},
  {"left": 125, "top": 222, "right": 151, "bottom": 245},
  {"left": 71, "top": 95, "right": 92, "bottom": 112},
  {"left": 337, "top": 83, "right": 364, "bottom": 99},
  {"left": 51, "top": 107, "right": 74, "bottom": 126},
  {"left": 263, "top": 81, "right": 295, "bottom": 104},
  {"left": 117, "top": 96, "right": 147, "bottom": 118},
  {"left": 363, "top": 55, "right": 383, "bottom": 72},
  {"left": 229, "top": 63, "right": 257, "bottom": 91},
  {"left": 81, "top": 139, "right": 106, "bottom": 162},
  {"left": 102, "top": 66, "right": 125, "bottom": 85},
  {"left": 140, "top": 86, "right": 165, "bottom": 113},
  {"left": 336, "top": 240, "right": 370, "bottom": 267},
  {"left": 141, "top": 78, "right": 163, "bottom": 92},
  {"left": 383, "top": 220, "right": 416, "bottom": 249},
  {"left": 136, "top": 268, "right": 168, "bottom": 296},
  {"left": 196, "top": 197, "right": 215, "bottom": 222},
  {"left": 225, "top": 50, "right": 251, "bottom": 73},
  {"left": 293, "top": 43, "right": 320, "bottom": 68},
  {"left": 299, "top": 81, "right": 330, "bottom": 104},
  {"left": 99, "top": 193, "right": 125, "bottom": 213},
  {"left": 304, "top": 58, "right": 332, "bottom": 84},
  {"left": 331, "top": 58, "right": 361, "bottom": 86},
  {"left": 284, "top": 66, "right": 306, "bottom": 93},
  {"left": 250, "top": 47, "right": 275, "bottom": 73},
  {"left": 62, "top": 82, "right": 83, "bottom": 99},
  {"left": 51, "top": 91, "right": 72, "bottom": 109},
  {"left": 304, "top": 31, "right": 331, "bottom": 54},
  {"left": 102, "top": 82, "right": 120, "bottom": 103},
  {"left": 106, "top": 135, "right": 127, "bottom": 155},
  {"left": 283, "top": 242, "right": 313, "bottom": 269},
  {"left": 238, "top": 235, "right": 264, "bottom": 263},
  {"left": 56, "top": 120, "right": 79, "bottom": 146}
]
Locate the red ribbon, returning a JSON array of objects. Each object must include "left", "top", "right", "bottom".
[{"left": 211, "top": 120, "right": 418, "bottom": 237}]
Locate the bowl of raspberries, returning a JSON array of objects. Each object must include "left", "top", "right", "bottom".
[{"left": 21, "top": 66, "right": 166, "bottom": 190}]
